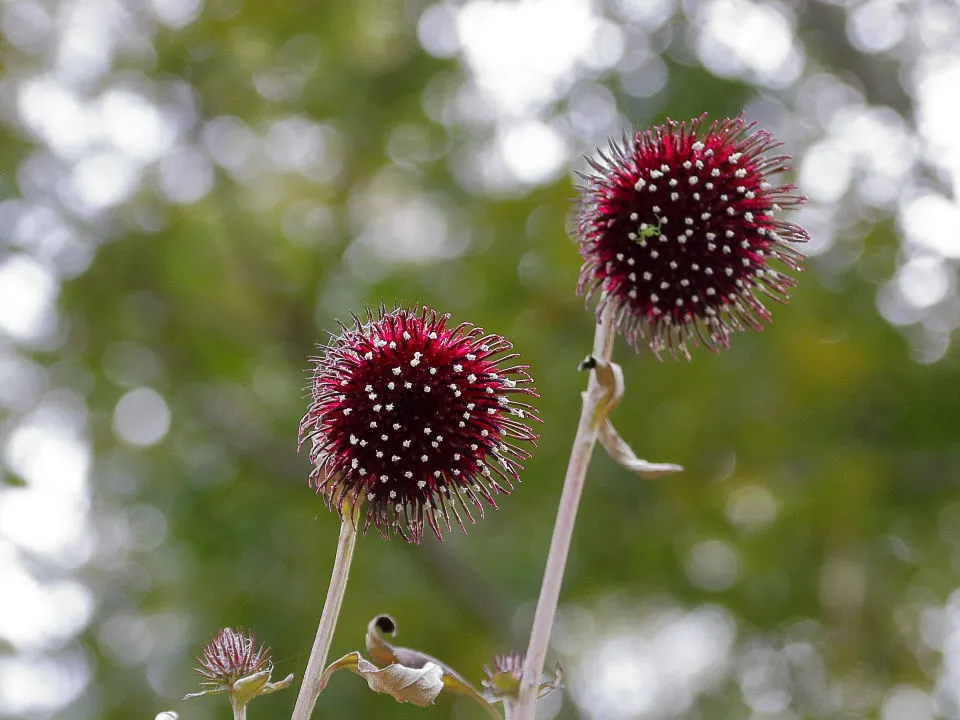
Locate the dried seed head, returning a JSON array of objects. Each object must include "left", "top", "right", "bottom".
[
  {"left": 575, "top": 114, "right": 807, "bottom": 359},
  {"left": 300, "top": 305, "right": 539, "bottom": 543}
]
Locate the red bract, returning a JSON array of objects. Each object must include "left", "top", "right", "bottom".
[
  {"left": 195, "top": 628, "right": 271, "bottom": 688},
  {"left": 575, "top": 114, "right": 807, "bottom": 359},
  {"left": 299, "top": 306, "right": 539, "bottom": 543}
]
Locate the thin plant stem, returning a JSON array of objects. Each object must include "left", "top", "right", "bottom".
[
  {"left": 291, "top": 513, "right": 359, "bottom": 720},
  {"left": 513, "top": 302, "right": 616, "bottom": 720},
  {"left": 230, "top": 695, "right": 247, "bottom": 720}
]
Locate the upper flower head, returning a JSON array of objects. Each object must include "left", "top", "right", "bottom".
[
  {"left": 299, "top": 305, "right": 539, "bottom": 543},
  {"left": 575, "top": 114, "right": 808, "bottom": 359}
]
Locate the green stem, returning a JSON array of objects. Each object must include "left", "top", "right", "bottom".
[
  {"left": 231, "top": 694, "right": 247, "bottom": 720},
  {"left": 513, "top": 303, "right": 616, "bottom": 720},
  {"left": 291, "top": 516, "right": 358, "bottom": 720}
]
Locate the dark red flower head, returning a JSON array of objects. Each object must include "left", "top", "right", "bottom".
[
  {"left": 195, "top": 628, "right": 271, "bottom": 689},
  {"left": 575, "top": 114, "right": 807, "bottom": 359},
  {"left": 299, "top": 305, "right": 539, "bottom": 543}
]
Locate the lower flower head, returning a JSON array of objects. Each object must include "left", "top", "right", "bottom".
[
  {"left": 195, "top": 628, "right": 271, "bottom": 689},
  {"left": 575, "top": 114, "right": 807, "bottom": 359},
  {"left": 299, "top": 305, "right": 539, "bottom": 543}
]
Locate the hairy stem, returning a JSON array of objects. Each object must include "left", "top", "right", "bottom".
[
  {"left": 291, "top": 515, "right": 358, "bottom": 720},
  {"left": 513, "top": 303, "right": 616, "bottom": 720}
]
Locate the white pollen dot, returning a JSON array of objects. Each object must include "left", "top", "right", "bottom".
[
  {"left": 727, "top": 207, "right": 736, "bottom": 216},
  {"left": 726, "top": 230, "right": 735, "bottom": 238},
  {"left": 711, "top": 169, "right": 720, "bottom": 177},
  {"left": 634, "top": 178, "right": 646, "bottom": 190},
  {"left": 660, "top": 281, "right": 669, "bottom": 289},
  {"left": 392, "top": 367, "right": 401, "bottom": 375},
  {"left": 669, "top": 261, "right": 678, "bottom": 269},
  {"left": 418, "top": 480, "right": 427, "bottom": 489},
  {"left": 404, "top": 382, "right": 412, "bottom": 389},
  {"left": 389, "top": 490, "right": 396, "bottom": 499},
  {"left": 643, "top": 271, "right": 652, "bottom": 280},
  {"left": 692, "top": 295, "right": 700, "bottom": 302},
  {"left": 670, "top": 192, "right": 679, "bottom": 201},
  {"left": 453, "top": 364, "right": 463, "bottom": 372},
  {"left": 744, "top": 212, "right": 754, "bottom": 222},
  {"left": 735, "top": 169, "right": 747, "bottom": 178},
  {"left": 630, "top": 212, "right": 638, "bottom": 220},
  {"left": 701, "top": 212, "right": 711, "bottom": 220},
  {"left": 403, "top": 331, "right": 411, "bottom": 340},
  {"left": 364, "top": 352, "right": 373, "bottom": 360},
  {"left": 725, "top": 267, "right": 734, "bottom": 276},
  {"left": 405, "top": 471, "right": 413, "bottom": 478},
  {"left": 376, "top": 451, "right": 384, "bottom": 458},
  {"left": 466, "top": 353, "right": 476, "bottom": 360},
  {"left": 421, "top": 455, "right": 428, "bottom": 462},
  {"left": 669, "top": 179, "right": 678, "bottom": 187},
  {"left": 692, "top": 141, "right": 704, "bottom": 151},
  {"left": 429, "top": 368, "right": 437, "bottom": 375},
  {"left": 685, "top": 217, "right": 694, "bottom": 225},
  {"left": 368, "top": 492, "right": 375, "bottom": 500},
  {"left": 683, "top": 161, "right": 692, "bottom": 169},
  {"left": 649, "top": 184, "right": 658, "bottom": 192},
  {"left": 403, "top": 439, "right": 411, "bottom": 447},
  {"left": 676, "top": 298, "right": 683, "bottom": 306},
  {"left": 424, "top": 386, "right": 431, "bottom": 392},
  {"left": 391, "top": 454, "right": 400, "bottom": 462},
  {"left": 651, "top": 250, "right": 659, "bottom": 259},
  {"left": 689, "top": 177, "right": 698, "bottom": 185},
  {"left": 652, "top": 205, "right": 661, "bottom": 212},
  {"left": 343, "top": 408, "right": 352, "bottom": 415},
  {"left": 705, "top": 268, "right": 714, "bottom": 275},
  {"left": 453, "top": 453, "right": 461, "bottom": 460},
  {"left": 627, "top": 257, "right": 635, "bottom": 265}
]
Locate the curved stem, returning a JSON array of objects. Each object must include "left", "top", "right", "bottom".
[
  {"left": 231, "top": 695, "right": 248, "bottom": 720},
  {"left": 291, "top": 516, "right": 358, "bottom": 720},
  {"left": 513, "top": 303, "right": 616, "bottom": 720}
]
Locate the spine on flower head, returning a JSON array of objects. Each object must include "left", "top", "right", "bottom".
[
  {"left": 300, "top": 305, "right": 540, "bottom": 543},
  {"left": 574, "top": 114, "right": 808, "bottom": 359}
]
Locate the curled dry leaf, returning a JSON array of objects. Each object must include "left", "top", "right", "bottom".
[
  {"left": 598, "top": 420, "right": 683, "bottom": 478},
  {"left": 318, "top": 651, "right": 444, "bottom": 707},
  {"left": 584, "top": 355, "right": 683, "bottom": 478},
  {"left": 319, "top": 615, "right": 501, "bottom": 718}
]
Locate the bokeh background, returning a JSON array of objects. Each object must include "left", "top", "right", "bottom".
[{"left": 2, "top": 0, "right": 960, "bottom": 718}]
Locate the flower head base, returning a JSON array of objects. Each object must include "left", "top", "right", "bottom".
[
  {"left": 575, "top": 114, "right": 807, "bottom": 359},
  {"left": 481, "top": 652, "right": 563, "bottom": 703},
  {"left": 300, "top": 305, "right": 539, "bottom": 543}
]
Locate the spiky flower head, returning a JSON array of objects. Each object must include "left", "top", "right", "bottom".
[
  {"left": 186, "top": 628, "right": 292, "bottom": 706},
  {"left": 194, "top": 628, "right": 271, "bottom": 689},
  {"left": 575, "top": 114, "right": 807, "bottom": 359},
  {"left": 299, "top": 305, "right": 539, "bottom": 543}
]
